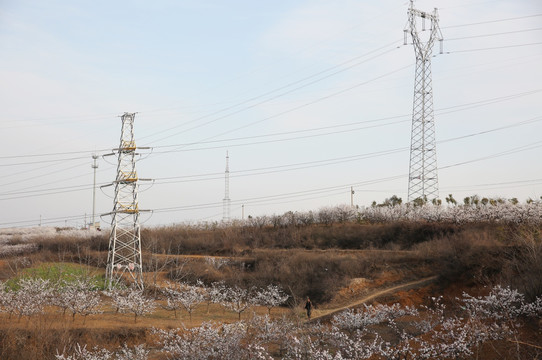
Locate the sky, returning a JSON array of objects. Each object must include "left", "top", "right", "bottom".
[{"left": 1, "top": 0, "right": 541, "bottom": 228}]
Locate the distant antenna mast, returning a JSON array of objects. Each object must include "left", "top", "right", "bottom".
[
  {"left": 223, "top": 151, "right": 231, "bottom": 222},
  {"left": 105, "top": 112, "right": 150, "bottom": 290},
  {"left": 405, "top": 0, "right": 443, "bottom": 203},
  {"left": 91, "top": 154, "right": 98, "bottom": 228}
]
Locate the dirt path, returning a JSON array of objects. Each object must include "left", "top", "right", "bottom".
[{"left": 310, "top": 276, "right": 438, "bottom": 321}]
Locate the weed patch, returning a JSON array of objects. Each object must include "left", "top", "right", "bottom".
[{"left": 4, "top": 262, "right": 105, "bottom": 290}]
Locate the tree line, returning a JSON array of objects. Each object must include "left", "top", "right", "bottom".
[{"left": 49, "top": 285, "right": 542, "bottom": 359}]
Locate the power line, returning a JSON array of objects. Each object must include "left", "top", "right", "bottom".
[
  {"left": 435, "top": 90, "right": 542, "bottom": 115},
  {"left": 0, "top": 45, "right": 403, "bottom": 163},
  {"left": 140, "top": 7, "right": 396, "bottom": 121},
  {"left": 0, "top": 213, "right": 87, "bottom": 227},
  {"left": 149, "top": 89, "right": 541, "bottom": 152},
  {"left": 0, "top": 113, "right": 118, "bottom": 129},
  {"left": 154, "top": 148, "right": 407, "bottom": 185},
  {"left": 152, "top": 117, "right": 409, "bottom": 154},
  {"left": 1, "top": 112, "right": 540, "bottom": 200},
  {"left": 447, "top": 42, "right": 542, "bottom": 54},
  {"left": 7, "top": 174, "right": 542, "bottom": 227},
  {"left": 138, "top": 140, "right": 542, "bottom": 215},
  {"left": 142, "top": 46, "right": 404, "bottom": 146},
  {"left": 0, "top": 14, "right": 395, "bottom": 133},
  {"left": 0, "top": 158, "right": 115, "bottom": 189},
  {"left": 0, "top": 164, "right": 93, "bottom": 191},
  {"left": 3, "top": 14, "right": 537, "bottom": 131},
  {"left": 6, "top": 176, "right": 542, "bottom": 227},
  {"left": 140, "top": 41, "right": 403, "bottom": 143},
  {"left": 150, "top": 116, "right": 542, "bottom": 185},
  {"left": 0, "top": 148, "right": 110, "bottom": 160},
  {"left": 0, "top": 43, "right": 400, "bottom": 132},
  {"left": 439, "top": 141, "right": 542, "bottom": 171},
  {"left": 445, "top": 27, "right": 542, "bottom": 41},
  {"left": 0, "top": 149, "right": 405, "bottom": 199},
  {"left": 2, "top": 88, "right": 537, "bottom": 165},
  {"left": 3, "top": 146, "right": 542, "bottom": 227},
  {"left": 443, "top": 178, "right": 542, "bottom": 193},
  {"left": 0, "top": 185, "right": 99, "bottom": 201},
  {"left": 155, "top": 63, "right": 414, "bottom": 155},
  {"left": 439, "top": 115, "right": 542, "bottom": 144},
  {"left": 0, "top": 155, "right": 90, "bottom": 167},
  {"left": 153, "top": 189, "right": 353, "bottom": 215},
  {"left": 143, "top": 86, "right": 542, "bottom": 155},
  {"left": 151, "top": 175, "right": 404, "bottom": 214},
  {"left": 4, "top": 75, "right": 535, "bottom": 191},
  {"left": 442, "top": 14, "right": 542, "bottom": 29},
  {"left": 146, "top": 113, "right": 540, "bottom": 185},
  {"left": 0, "top": 162, "right": 90, "bottom": 186}
]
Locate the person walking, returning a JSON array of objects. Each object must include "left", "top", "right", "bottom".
[{"left": 304, "top": 297, "right": 313, "bottom": 321}]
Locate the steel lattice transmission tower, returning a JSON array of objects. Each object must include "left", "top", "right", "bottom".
[
  {"left": 222, "top": 151, "right": 231, "bottom": 222},
  {"left": 405, "top": 0, "right": 443, "bottom": 203},
  {"left": 105, "top": 112, "right": 149, "bottom": 290}
]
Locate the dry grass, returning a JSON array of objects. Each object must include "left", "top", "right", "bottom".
[
  {"left": 0, "top": 300, "right": 291, "bottom": 360},
  {"left": 0, "top": 302, "right": 289, "bottom": 331}
]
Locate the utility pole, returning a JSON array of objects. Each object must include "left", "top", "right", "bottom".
[
  {"left": 104, "top": 112, "right": 150, "bottom": 290},
  {"left": 242, "top": 204, "right": 245, "bottom": 220},
  {"left": 222, "top": 151, "right": 231, "bottom": 222},
  {"left": 350, "top": 186, "right": 355, "bottom": 207},
  {"left": 405, "top": 0, "right": 443, "bottom": 203},
  {"left": 91, "top": 154, "right": 98, "bottom": 229}
]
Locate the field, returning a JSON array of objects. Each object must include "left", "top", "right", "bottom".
[{"left": 1, "top": 205, "right": 542, "bottom": 359}]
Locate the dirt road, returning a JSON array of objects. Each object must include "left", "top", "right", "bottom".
[{"left": 310, "top": 276, "right": 438, "bottom": 321}]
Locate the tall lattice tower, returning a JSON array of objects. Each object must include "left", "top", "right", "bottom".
[
  {"left": 405, "top": 0, "right": 443, "bottom": 203},
  {"left": 105, "top": 112, "right": 147, "bottom": 290},
  {"left": 222, "top": 151, "right": 231, "bottom": 222}
]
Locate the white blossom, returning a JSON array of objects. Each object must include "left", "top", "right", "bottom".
[
  {"left": 332, "top": 303, "right": 418, "bottom": 333},
  {"left": 156, "top": 321, "right": 268, "bottom": 360},
  {"left": 163, "top": 281, "right": 205, "bottom": 321},
  {"left": 55, "top": 343, "right": 112, "bottom": 360},
  {"left": 11, "top": 278, "right": 53, "bottom": 320},
  {"left": 107, "top": 287, "right": 156, "bottom": 323},
  {"left": 221, "top": 285, "right": 256, "bottom": 320},
  {"left": 55, "top": 343, "right": 148, "bottom": 360},
  {"left": 255, "top": 284, "right": 289, "bottom": 315},
  {"left": 54, "top": 278, "right": 102, "bottom": 323}
]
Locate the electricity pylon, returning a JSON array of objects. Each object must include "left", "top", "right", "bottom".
[
  {"left": 405, "top": 0, "right": 443, "bottom": 203},
  {"left": 105, "top": 112, "right": 149, "bottom": 290},
  {"left": 222, "top": 151, "right": 231, "bottom": 222}
]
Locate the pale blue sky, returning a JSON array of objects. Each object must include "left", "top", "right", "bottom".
[{"left": 1, "top": 0, "right": 541, "bottom": 227}]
